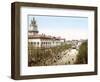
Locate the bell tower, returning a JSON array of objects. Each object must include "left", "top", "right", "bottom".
[{"left": 28, "top": 17, "right": 39, "bottom": 35}]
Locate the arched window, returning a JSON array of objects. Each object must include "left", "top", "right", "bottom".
[
  {"left": 33, "top": 42, "right": 36, "bottom": 45},
  {"left": 37, "top": 42, "right": 39, "bottom": 45}
]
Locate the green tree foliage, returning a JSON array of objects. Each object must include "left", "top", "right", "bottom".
[{"left": 75, "top": 41, "right": 88, "bottom": 64}]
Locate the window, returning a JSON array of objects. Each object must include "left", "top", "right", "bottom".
[
  {"left": 33, "top": 42, "right": 36, "bottom": 45},
  {"left": 72, "top": 58, "right": 74, "bottom": 61},
  {"left": 41, "top": 42, "right": 43, "bottom": 44},
  {"left": 37, "top": 42, "right": 39, "bottom": 45},
  {"left": 68, "top": 61, "right": 70, "bottom": 64},
  {"left": 29, "top": 42, "right": 33, "bottom": 45}
]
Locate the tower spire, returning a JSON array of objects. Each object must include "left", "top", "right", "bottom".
[{"left": 28, "top": 17, "right": 39, "bottom": 35}]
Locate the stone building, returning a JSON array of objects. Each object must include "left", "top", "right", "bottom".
[{"left": 28, "top": 17, "right": 65, "bottom": 48}]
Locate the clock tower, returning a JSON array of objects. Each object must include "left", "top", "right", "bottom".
[{"left": 28, "top": 17, "right": 39, "bottom": 35}]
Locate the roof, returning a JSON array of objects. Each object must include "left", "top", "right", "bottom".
[{"left": 28, "top": 34, "right": 65, "bottom": 40}]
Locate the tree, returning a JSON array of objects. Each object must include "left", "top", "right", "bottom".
[{"left": 75, "top": 41, "right": 88, "bottom": 64}]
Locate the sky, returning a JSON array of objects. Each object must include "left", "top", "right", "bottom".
[{"left": 28, "top": 15, "right": 88, "bottom": 40}]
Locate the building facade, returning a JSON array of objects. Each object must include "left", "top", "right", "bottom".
[{"left": 28, "top": 18, "right": 65, "bottom": 48}]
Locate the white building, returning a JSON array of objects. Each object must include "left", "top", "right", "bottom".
[{"left": 28, "top": 18, "right": 65, "bottom": 48}]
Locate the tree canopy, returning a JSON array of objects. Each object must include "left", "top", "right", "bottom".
[{"left": 75, "top": 41, "right": 88, "bottom": 64}]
